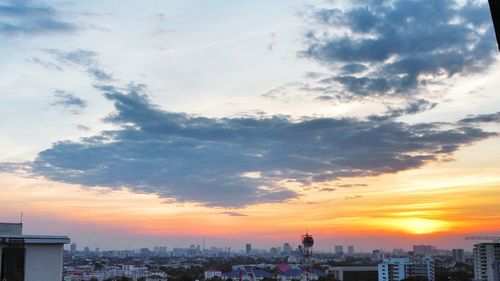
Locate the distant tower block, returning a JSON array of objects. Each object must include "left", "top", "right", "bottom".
[{"left": 300, "top": 231, "right": 314, "bottom": 280}]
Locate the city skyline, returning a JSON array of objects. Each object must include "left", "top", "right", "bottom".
[{"left": 1, "top": 0, "right": 500, "bottom": 251}]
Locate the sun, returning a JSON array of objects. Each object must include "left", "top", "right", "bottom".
[{"left": 396, "top": 217, "right": 450, "bottom": 235}]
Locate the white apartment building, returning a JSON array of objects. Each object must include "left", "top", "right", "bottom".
[
  {"left": 204, "top": 269, "right": 222, "bottom": 279},
  {"left": 378, "top": 257, "right": 435, "bottom": 281},
  {"left": 0, "top": 222, "right": 70, "bottom": 281},
  {"left": 473, "top": 243, "right": 500, "bottom": 281}
]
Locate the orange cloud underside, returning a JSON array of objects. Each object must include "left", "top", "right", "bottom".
[{"left": 1, "top": 139, "right": 500, "bottom": 245}]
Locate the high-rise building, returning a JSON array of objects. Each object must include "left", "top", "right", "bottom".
[
  {"left": 392, "top": 248, "right": 407, "bottom": 257},
  {"left": 373, "top": 249, "right": 384, "bottom": 261},
  {"left": 246, "top": 243, "right": 252, "bottom": 254},
  {"left": 452, "top": 248, "right": 465, "bottom": 263},
  {"left": 473, "top": 243, "right": 500, "bottom": 281},
  {"left": 335, "top": 245, "right": 344, "bottom": 255},
  {"left": 413, "top": 245, "right": 435, "bottom": 256},
  {"left": 270, "top": 247, "right": 278, "bottom": 256},
  {"left": 283, "top": 243, "right": 292, "bottom": 255},
  {"left": 347, "top": 245, "right": 354, "bottom": 255},
  {"left": 70, "top": 242, "right": 77, "bottom": 254},
  {"left": 378, "top": 257, "right": 435, "bottom": 281},
  {"left": 154, "top": 246, "right": 167, "bottom": 257}
]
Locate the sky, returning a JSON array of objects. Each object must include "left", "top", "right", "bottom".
[{"left": 1, "top": 0, "right": 500, "bottom": 252}]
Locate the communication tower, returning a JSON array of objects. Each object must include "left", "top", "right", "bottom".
[{"left": 299, "top": 231, "right": 314, "bottom": 280}]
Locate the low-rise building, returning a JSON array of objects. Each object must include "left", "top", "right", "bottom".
[
  {"left": 378, "top": 257, "right": 435, "bottom": 281},
  {"left": 205, "top": 269, "right": 222, "bottom": 279},
  {"left": 326, "top": 266, "right": 378, "bottom": 281}
]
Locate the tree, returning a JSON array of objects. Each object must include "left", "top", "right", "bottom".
[{"left": 93, "top": 262, "right": 104, "bottom": 271}]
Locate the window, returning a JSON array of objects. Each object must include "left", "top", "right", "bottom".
[{"left": 1, "top": 247, "right": 26, "bottom": 281}]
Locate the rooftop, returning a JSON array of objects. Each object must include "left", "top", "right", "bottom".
[{"left": 0, "top": 222, "right": 70, "bottom": 244}]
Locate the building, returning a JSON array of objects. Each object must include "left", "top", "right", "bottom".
[
  {"left": 245, "top": 243, "right": 252, "bottom": 255},
  {"left": 372, "top": 249, "right": 384, "bottom": 261},
  {"left": 154, "top": 246, "right": 167, "bottom": 257},
  {"left": 473, "top": 243, "right": 500, "bottom": 281},
  {"left": 270, "top": 247, "right": 279, "bottom": 256},
  {"left": 392, "top": 248, "right": 407, "bottom": 257},
  {"left": 335, "top": 245, "right": 344, "bottom": 255},
  {"left": 283, "top": 243, "right": 292, "bottom": 255},
  {"left": 278, "top": 267, "right": 326, "bottom": 281},
  {"left": 204, "top": 269, "right": 222, "bottom": 279},
  {"left": 0, "top": 222, "right": 70, "bottom": 281},
  {"left": 347, "top": 245, "right": 354, "bottom": 256},
  {"left": 70, "top": 243, "right": 77, "bottom": 254},
  {"left": 223, "top": 269, "right": 253, "bottom": 280},
  {"left": 453, "top": 248, "right": 465, "bottom": 263},
  {"left": 413, "top": 244, "right": 435, "bottom": 256},
  {"left": 326, "top": 266, "right": 377, "bottom": 281},
  {"left": 378, "top": 257, "right": 435, "bottom": 281}
]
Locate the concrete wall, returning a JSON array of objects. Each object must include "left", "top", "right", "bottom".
[{"left": 25, "top": 244, "right": 64, "bottom": 281}]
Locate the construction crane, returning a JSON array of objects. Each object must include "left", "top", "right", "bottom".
[{"left": 465, "top": 236, "right": 500, "bottom": 243}]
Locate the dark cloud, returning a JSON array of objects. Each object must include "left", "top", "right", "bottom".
[
  {"left": 320, "top": 188, "right": 336, "bottom": 192},
  {"left": 0, "top": 162, "right": 29, "bottom": 174},
  {"left": 460, "top": 112, "right": 500, "bottom": 123},
  {"left": 0, "top": 0, "right": 75, "bottom": 36},
  {"left": 51, "top": 90, "right": 87, "bottom": 114},
  {"left": 221, "top": 211, "right": 248, "bottom": 217},
  {"left": 369, "top": 99, "right": 437, "bottom": 121},
  {"left": 341, "top": 63, "right": 368, "bottom": 74},
  {"left": 344, "top": 195, "right": 363, "bottom": 200},
  {"left": 302, "top": 1, "right": 497, "bottom": 100},
  {"left": 19, "top": 85, "right": 496, "bottom": 207},
  {"left": 48, "top": 49, "right": 113, "bottom": 81}
]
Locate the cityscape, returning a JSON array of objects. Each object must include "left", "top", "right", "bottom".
[
  {"left": 1, "top": 221, "right": 495, "bottom": 281},
  {"left": 59, "top": 238, "right": 474, "bottom": 281},
  {"left": 1, "top": 0, "right": 500, "bottom": 281}
]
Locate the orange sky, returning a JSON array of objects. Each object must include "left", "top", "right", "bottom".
[{"left": 1, "top": 137, "right": 499, "bottom": 251}]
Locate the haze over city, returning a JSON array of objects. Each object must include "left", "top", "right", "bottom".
[{"left": 1, "top": 0, "right": 500, "bottom": 253}]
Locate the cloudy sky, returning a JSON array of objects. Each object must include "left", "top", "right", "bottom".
[{"left": 1, "top": 0, "right": 500, "bottom": 251}]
